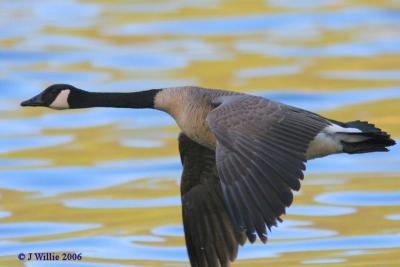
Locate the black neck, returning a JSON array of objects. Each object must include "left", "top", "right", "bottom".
[{"left": 70, "top": 89, "right": 161, "bottom": 109}]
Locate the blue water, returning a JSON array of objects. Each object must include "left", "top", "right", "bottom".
[
  {"left": 152, "top": 219, "right": 337, "bottom": 240},
  {"left": 107, "top": 9, "right": 400, "bottom": 36},
  {"left": 2, "top": 233, "right": 400, "bottom": 262},
  {"left": 286, "top": 205, "right": 356, "bottom": 216},
  {"left": 64, "top": 196, "right": 181, "bottom": 209},
  {"left": 385, "top": 214, "right": 400, "bottom": 221},
  {"left": 0, "top": 222, "right": 101, "bottom": 239},
  {"left": 315, "top": 191, "right": 400, "bottom": 206},
  {"left": 0, "top": 163, "right": 179, "bottom": 196}
]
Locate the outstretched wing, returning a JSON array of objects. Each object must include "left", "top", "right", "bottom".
[
  {"left": 207, "top": 95, "right": 329, "bottom": 242},
  {"left": 179, "top": 133, "right": 246, "bottom": 267}
]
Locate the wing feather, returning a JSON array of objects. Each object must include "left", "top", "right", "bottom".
[
  {"left": 207, "top": 95, "right": 329, "bottom": 242},
  {"left": 179, "top": 133, "right": 245, "bottom": 267}
]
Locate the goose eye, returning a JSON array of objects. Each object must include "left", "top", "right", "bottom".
[{"left": 42, "top": 89, "right": 58, "bottom": 103}]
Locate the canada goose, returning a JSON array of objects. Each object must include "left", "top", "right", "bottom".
[{"left": 21, "top": 84, "right": 396, "bottom": 266}]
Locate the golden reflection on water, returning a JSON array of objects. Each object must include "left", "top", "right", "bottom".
[{"left": 0, "top": 0, "right": 399, "bottom": 266}]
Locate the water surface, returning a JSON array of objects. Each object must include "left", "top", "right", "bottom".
[{"left": 0, "top": 0, "right": 399, "bottom": 266}]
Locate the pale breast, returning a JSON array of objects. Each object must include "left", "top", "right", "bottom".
[
  {"left": 154, "top": 86, "right": 232, "bottom": 150},
  {"left": 176, "top": 103, "right": 216, "bottom": 150}
]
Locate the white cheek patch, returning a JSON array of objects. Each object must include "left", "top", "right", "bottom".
[{"left": 50, "top": 90, "right": 70, "bottom": 109}]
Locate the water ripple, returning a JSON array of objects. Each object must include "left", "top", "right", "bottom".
[
  {"left": 320, "top": 70, "right": 400, "bottom": 80},
  {"left": 0, "top": 1, "right": 399, "bottom": 265},
  {"left": 302, "top": 258, "right": 346, "bottom": 264},
  {"left": 385, "top": 214, "right": 400, "bottom": 220},
  {"left": 306, "top": 140, "right": 399, "bottom": 173},
  {"left": 267, "top": 0, "right": 341, "bottom": 8},
  {"left": 64, "top": 196, "right": 181, "bottom": 209},
  {"left": 0, "top": 222, "right": 101, "bottom": 239},
  {"left": 106, "top": 8, "right": 400, "bottom": 36},
  {"left": 287, "top": 205, "right": 356, "bottom": 216},
  {"left": 26, "top": 262, "right": 137, "bottom": 267},
  {"left": 237, "top": 65, "right": 302, "bottom": 78},
  {"left": 0, "top": 211, "right": 11, "bottom": 219},
  {"left": 0, "top": 164, "right": 177, "bottom": 196},
  {"left": 1, "top": 233, "right": 399, "bottom": 261},
  {"left": 120, "top": 139, "right": 165, "bottom": 148},
  {"left": 315, "top": 191, "right": 400, "bottom": 206},
  {"left": 257, "top": 88, "right": 400, "bottom": 112},
  {"left": 152, "top": 219, "right": 337, "bottom": 240},
  {"left": 0, "top": 159, "right": 50, "bottom": 168},
  {"left": 0, "top": 135, "right": 73, "bottom": 154},
  {"left": 237, "top": 36, "right": 400, "bottom": 57}
]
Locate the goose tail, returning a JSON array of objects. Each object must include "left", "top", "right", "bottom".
[{"left": 334, "top": 120, "right": 396, "bottom": 154}]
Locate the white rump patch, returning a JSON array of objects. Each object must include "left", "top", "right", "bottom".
[
  {"left": 50, "top": 89, "right": 70, "bottom": 109},
  {"left": 306, "top": 123, "right": 365, "bottom": 159}
]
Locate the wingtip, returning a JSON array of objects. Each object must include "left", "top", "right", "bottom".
[{"left": 259, "top": 234, "right": 268, "bottom": 244}]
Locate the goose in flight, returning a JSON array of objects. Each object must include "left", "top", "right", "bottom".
[{"left": 21, "top": 84, "right": 396, "bottom": 267}]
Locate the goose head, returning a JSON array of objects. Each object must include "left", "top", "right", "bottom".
[{"left": 21, "top": 84, "right": 84, "bottom": 109}]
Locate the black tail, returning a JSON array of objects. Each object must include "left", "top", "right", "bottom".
[{"left": 333, "top": 120, "right": 396, "bottom": 154}]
